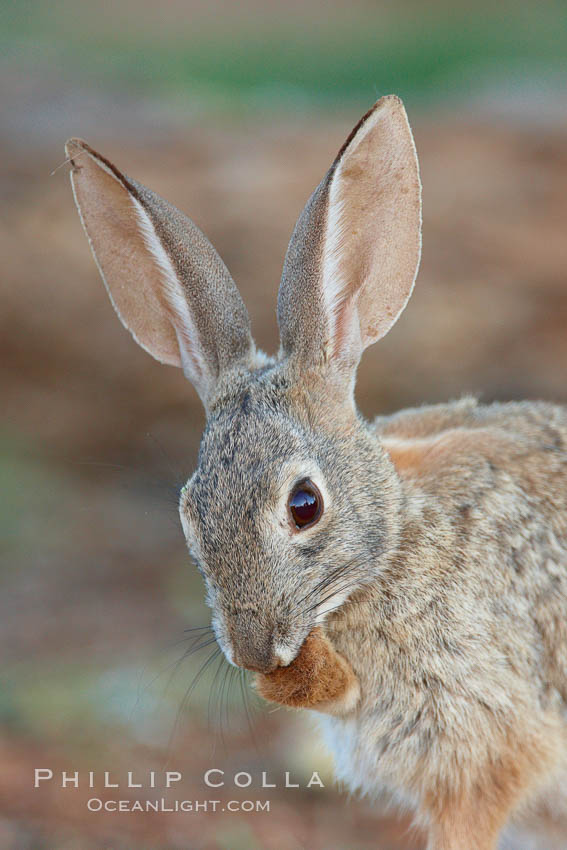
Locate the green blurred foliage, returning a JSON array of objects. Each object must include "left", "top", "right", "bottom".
[{"left": 3, "top": 0, "right": 567, "bottom": 107}]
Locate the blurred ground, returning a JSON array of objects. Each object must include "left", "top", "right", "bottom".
[{"left": 2, "top": 2, "right": 567, "bottom": 849}]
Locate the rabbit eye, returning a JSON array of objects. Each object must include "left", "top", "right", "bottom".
[{"left": 288, "top": 479, "right": 323, "bottom": 530}]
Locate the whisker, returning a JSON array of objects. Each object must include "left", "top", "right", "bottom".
[
  {"left": 293, "top": 559, "right": 372, "bottom": 621},
  {"left": 304, "top": 574, "right": 376, "bottom": 627},
  {"left": 293, "top": 558, "right": 358, "bottom": 609},
  {"left": 158, "top": 636, "right": 219, "bottom": 705},
  {"left": 309, "top": 598, "right": 357, "bottom": 621},
  {"left": 208, "top": 652, "right": 228, "bottom": 754},
  {"left": 299, "top": 571, "right": 373, "bottom": 619},
  {"left": 130, "top": 632, "right": 217, "bottom": 718},
  {"left": 227, "top": 666, "right": 239, "bottom": 728},
  {"left": 239, "top": 668, "right": 261, "bottom": 752},
  {"left": 164, "top": 646, "right": 223, "bottom": 767},
  {"left": 299, "top": 556, "right": 368, "bottom": 605},
  {"left": 217, "top": 662, "right": 233, "bottom": 751},
  {"left": 146, "top": 430, "right": 187, "bottom": 490}
]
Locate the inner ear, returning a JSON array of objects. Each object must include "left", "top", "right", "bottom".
[
  {"left": 277, "top": 95, "right": 421, "bottom": 371},
  {"left": 66, "top": 138, "right": 255, "bottom": 409}
]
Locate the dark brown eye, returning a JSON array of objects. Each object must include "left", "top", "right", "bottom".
[{"left": 288, "top": 479, "right": 323, "bottom": 529}]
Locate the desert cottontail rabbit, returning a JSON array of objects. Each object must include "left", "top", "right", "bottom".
[{"left": 66, "top": 96, "right": 567, "bottom": 850}]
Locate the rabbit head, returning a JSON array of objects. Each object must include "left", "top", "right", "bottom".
[{"left": 66, "top": 95, "right": 421, "bottom": 674}]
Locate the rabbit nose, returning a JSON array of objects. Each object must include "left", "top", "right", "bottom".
[
  {"left": 235, "top": 656, "right": 279, "bottom": 673},
  {"left": 231, "top": 638, "right": 281, "bottom": 674}
]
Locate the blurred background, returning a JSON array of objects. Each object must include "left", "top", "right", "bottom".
[{"left": 1, "top": 1, "right": 567, "bottom": 848}]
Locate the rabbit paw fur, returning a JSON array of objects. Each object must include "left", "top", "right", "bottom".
[{"left": 254, "top": 628, "right": 360, "bottom": 716}]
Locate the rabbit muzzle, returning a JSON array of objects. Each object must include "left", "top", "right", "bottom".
[
  {"left": 232, "top": 647, "right": 280, "bottom": 674},
  {"left": 223, "top": 616, "right": 299, "bottom": 674}
]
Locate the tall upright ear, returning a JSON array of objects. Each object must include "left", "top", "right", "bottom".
[
  {"left": 66, "top": 138, "right": 254, "bottom": 408},
  {"left": 277, "top": 95, "right": 421, "bottom": 374}
]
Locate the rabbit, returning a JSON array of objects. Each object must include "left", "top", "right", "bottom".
[{"left": 65, "top": 95, "right": 567, "bottom": 850}]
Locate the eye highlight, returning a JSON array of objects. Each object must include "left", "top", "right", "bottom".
[{"left": 288, "top": 479, "right": 323, "bottom": 530}]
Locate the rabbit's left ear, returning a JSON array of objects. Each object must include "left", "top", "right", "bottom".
[{"left": 277, "top": 95, "right": 421, "bottom": 373}]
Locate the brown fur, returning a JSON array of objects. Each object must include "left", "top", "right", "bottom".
[
  {"left": 383, "top": 425, "right": 520, "bottom": 479},
  {"left": 424, "top": 725, "right": 562, "bottom": 849},
  {"left": 255, "top": 627, "right": 359, "bottom": 713}
]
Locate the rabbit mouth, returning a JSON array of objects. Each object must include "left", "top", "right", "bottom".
[
  {"left": 272, "top": 641, "right": 300, "bottom": 668},
  {"left": 220, "top": 628, "right": 303, "bottom": 674},
  {"left": 231, "top": 642, "right": 300, "bottom": 673}
]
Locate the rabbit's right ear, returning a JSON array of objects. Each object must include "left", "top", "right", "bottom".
[
  {"left": 277, "top": 96, "right": 421, "bottom": 380},
  {"left": 65, "top": 139, "right": 254, "bottom": 409}
]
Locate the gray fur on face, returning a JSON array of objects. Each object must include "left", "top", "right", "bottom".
[{"left": 180, "top": 360, "right": 400, "bottom": 671}]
